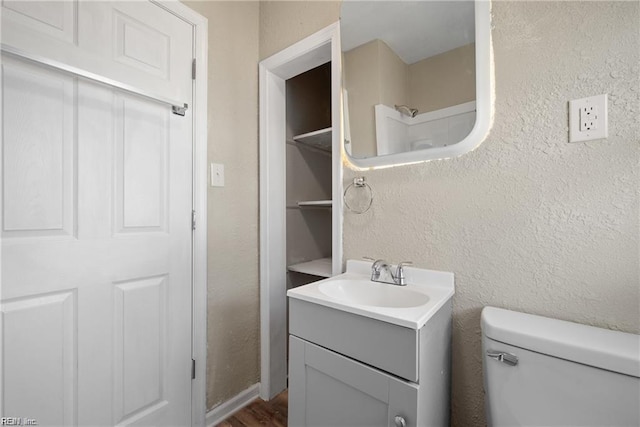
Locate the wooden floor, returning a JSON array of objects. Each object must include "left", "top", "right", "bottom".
[{"left": 216, "top": 390, "right": 288, "bottom": 427}]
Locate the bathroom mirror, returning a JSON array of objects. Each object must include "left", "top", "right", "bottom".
[{"left": 340, "top": 0, "right": 492, "bottom": 168}]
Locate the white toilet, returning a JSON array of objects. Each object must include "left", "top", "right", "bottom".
[{"left": 481, "top": 306, "right": 640, "bottom": 426}]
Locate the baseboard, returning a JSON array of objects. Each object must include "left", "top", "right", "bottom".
[{"left": 205, "top": 383, "right": 261, "bottom": 427}]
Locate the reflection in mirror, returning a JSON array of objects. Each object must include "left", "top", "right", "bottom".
[{"left": 341, "top": 1, "right": 489, "bottom": 166}]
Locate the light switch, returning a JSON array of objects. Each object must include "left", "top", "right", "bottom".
[{"left": 210, "top": 163, "right": 224, "bottom": 187}]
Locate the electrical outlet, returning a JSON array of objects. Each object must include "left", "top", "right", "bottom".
[
  {"left": 579, "top": 105, "right": 597, "bottom": 131},
  {"left": 569, "top": 94, "right": 608, "bottom": 143}
]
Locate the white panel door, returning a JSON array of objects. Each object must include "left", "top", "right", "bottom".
[
  {"left": 1, "top": 0, "right": 192, "bottom": 104},
  {"left": 1, "top": 2, "right": 194, "bottom": 426}
]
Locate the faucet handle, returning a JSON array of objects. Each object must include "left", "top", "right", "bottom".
[
  {"left": 395, "top": 261, "right": 413, "bottom": 285},
  {"left": 364, "top": 257, "right": 388, "bottom": 281},
  {"left": 363, "top": 257, "right": 386, "bottom": 269}
]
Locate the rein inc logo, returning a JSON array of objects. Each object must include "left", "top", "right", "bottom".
[{"left": 1, "top": 418, "right": 37, "bottom": 426}]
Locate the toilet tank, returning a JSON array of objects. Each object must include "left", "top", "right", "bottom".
[{"left": 481, "top": 307, "right": 640, "bottom": 427}]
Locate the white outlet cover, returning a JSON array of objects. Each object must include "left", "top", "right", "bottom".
[{"left": 569, "top": 94, "right": 608, "bottom": 143}]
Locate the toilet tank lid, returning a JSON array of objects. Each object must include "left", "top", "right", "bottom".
[{"left": 481, "top": 307, "right": 640, "bottom": 378}]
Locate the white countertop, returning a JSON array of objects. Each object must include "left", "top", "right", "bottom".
[{"left": 287, "top": 260, "right": 455, "bottom": 329}]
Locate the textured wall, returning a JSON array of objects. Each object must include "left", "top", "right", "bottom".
[
  {"left": 192, "top": 0, "right": 639, "bottom": 423},
  {"left": 344, "top": 2, "right": 639, "bottom": 426},
  {"left": 182, "top": 0, "right": 261, "bottom": 411},
  {"left": 259, "top": 0, "right": 341, "bottom": 61}
]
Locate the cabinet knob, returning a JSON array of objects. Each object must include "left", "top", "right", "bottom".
[{"left": 394, "top": 415, "right": 406, "bottom": 427}]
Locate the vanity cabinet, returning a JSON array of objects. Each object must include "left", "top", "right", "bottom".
[
  {"left": 288, "top": 297, "right": 453, "bottom": 427},
  {"left": 289, "top": 336, "right": 418, "bottom": 427},
  {"left": 290, "top": 298, "right": 420, "bottom": 381}
]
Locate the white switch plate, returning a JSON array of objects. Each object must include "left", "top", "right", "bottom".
[
  {"left": 210, "top": 163, "right": 224, "bottom": 187},
  {"left": 569, "top": 94, "right": 608, "bottom": 143}
]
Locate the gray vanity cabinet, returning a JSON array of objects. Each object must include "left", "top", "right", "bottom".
[
  {"left": 288, "top": 298, "right": 453, "bottom": 426},
  {"left": 288, "top": 336, "right": 418, "bottom": 427}
]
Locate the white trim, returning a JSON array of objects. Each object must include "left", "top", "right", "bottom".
[
  {"left": 344, "top": 0, "right": 494, "bottom": 169},
  {"left": 259, "top": 22, "right": 343, "bottom": 400},
  {"left": 259, "top": 60, "right": 288, "bottom": 401},
  {"left": 205, "top": 384, "right": 261, "bottom": 427},
  {"left": 374, "top": 101, "right": 476, "bottom": 154},
  {"left": 331, "top": 26, "right": 344, "bottom": 276},
  {"left": 153, "top": 2, "right": 208, "bottom": 426},
  {"left": 377, "top": 101, "right": 476, "bottom": 128}
]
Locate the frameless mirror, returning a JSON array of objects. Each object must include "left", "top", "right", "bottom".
[{"left": 340, "top": 0, "right": 492, "bottom": 168}]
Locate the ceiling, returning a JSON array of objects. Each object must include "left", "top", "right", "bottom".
[{"left": 340, "top": 1, "right": 475, "bottom": 64}]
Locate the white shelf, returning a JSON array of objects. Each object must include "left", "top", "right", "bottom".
[
  {"left": 292, "top": 127, "right": 332, "bottom": 152},
  {"left": 297, "top": 200, "right": 332, "bottom": 208},
  {"left": 288, "top": 257, "right": 333, "bottom": 278}
]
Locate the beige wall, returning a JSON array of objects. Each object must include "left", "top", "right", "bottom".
[
  {"left": 344, "top": 40, "right": 408, "bottom": 157},
  {"left": 345, "top": 40, "right": 474, "bottom": 157},
  {"left": 185, "top": 0, "right": 339, "bottom": 412},
  {"left": 188, "top": 1, "right": 639, "bottom": 424},
  {"left": 379, "top": 40, "right": 408, "bottom": 109},
  {"left": 182, "top": 0, "right": 261, "bottom": 411},
  {"left": 408, "top": 43, "right": 476, "bottom": 113},
  {"left": 344, "top": 2, "right": 639, "bottom": 426},
  {"left": 344, "top": 41, "right": 383, "bottom": 158},
  {"left": 259, "top": 0, "right": 341, "bottom": 60}
]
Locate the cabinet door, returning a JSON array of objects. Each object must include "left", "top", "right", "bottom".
[{"left": 289, "top": 336, "right": 418, "bottom": 427}]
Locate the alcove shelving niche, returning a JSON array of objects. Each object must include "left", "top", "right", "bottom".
[
  {"left": 291, "top": 128, "right": 332, "bottom": 211},
  {"left": 285, "top": 126, "right": 333, "bottom": 281},
  {"left": 285, "top": 62, "right": 334, "bottom": 287},
  {"left": 292, "top": 127, "right": 332, "bottom": 153},
  {"left": 287, "top": 257, "right": 332, "bottom": 278}
]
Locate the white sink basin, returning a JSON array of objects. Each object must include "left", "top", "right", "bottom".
[
  {"left": 287, "top": 260, "right": 455, "bottom": 329},
  {"left": 318, "top": 279, "right": 430, "bottom": 308}
]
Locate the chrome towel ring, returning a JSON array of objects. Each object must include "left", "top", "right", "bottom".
[{"left": 344, "top": 177, "right": 373, "bottom": 214}]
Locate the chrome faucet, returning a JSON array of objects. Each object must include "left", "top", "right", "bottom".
[{"left": 367, "top": 258, "right": 413, "bottom": 286}]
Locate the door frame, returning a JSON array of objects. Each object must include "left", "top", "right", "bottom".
[
  {"left": 151, "top": 2, "right": 207, "bottom": 425},
  {"left": 258, "top": 22, "right": 343, "bottom": 400}
]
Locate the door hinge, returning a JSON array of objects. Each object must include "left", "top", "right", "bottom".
[
  {"left": 191, "top": 210, "right": 196, "bottom": 230},
  {"left": 191, "top": 359, "right": 196, "bottom": 380},
  {"left": 192, "top": 58, "right": 196, "bottom": 80}
]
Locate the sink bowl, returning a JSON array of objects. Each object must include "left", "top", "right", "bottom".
[
  {"left": 318, "top": 279, "right": 430, "bottom": 308},
  {"left": 287, "top": 260, "right": 454, "bottom": 329}
]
